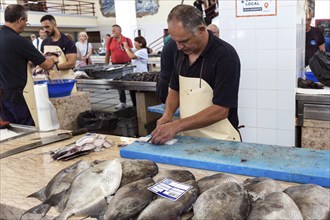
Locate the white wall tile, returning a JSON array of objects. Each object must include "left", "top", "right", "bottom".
[
  {"left": 257, "top": 90, "right": 276, "bottom": 109},
  {"left": 277, "top": 28, "right": 296, "bottom": 50},
  {"left": 219, "top": 10, "right": 236, "bottom": 30},
  {"left": 238, "top": 50, "right": 257, "bottom": 70},
  {"left": 257, "top": 70, "right": 277, "bottom": 90},
  {"left": 236, "top": 30, "right": 257, "bottom": 50},
  {"left": 277, "top": 91, "right": 295, "bottom": 111},
  {"left": 219, "top": 0, "right": 235, "bottom": 10},
  {"left": 256, "top": 29, "right": 277, "bottom": 50},
  {"left": 276, "top": 130, "right": 295, "bottom": 147},
  {"left": 276, "top": 110, "right": 295, "bottom": 130},
  {"left": 276, "top": 70, "right": 296, "bottom": 91},
  {"left": 256, "top": 50, "right": 277, "bottom": 70},
  {"left": 240, "top": 69, "right": 257, "bottom": 89},
  {"left": 238, "top": 89, "right": 257, "bottom": 108},
  {"left": 257, "top": 128, "right": 277, "bottom": 145},
  {"left": 277, "top": 6, "right": 296, "bottom": 28},
  {"left": 238, "top": 108, "right": 257, "bottom": 127},
  {"left": 277, "top": 50, "right": 296, "bottom": 70},
  {"left": 221, "top": 30, "right": 237, "bottom": 48},
  {"left": 257, "top": 109, "right": 277, "bottom": 129},
  {"left": 277, "top": 0, "right": 296, "bottom": 7},
  {"left": 255, "top": 15, "right": 277, "bottom": 29},
  {"left": 240, "top": 127, "right": 257, "bottom": 143},
  {"left": 236, "top": 17, "right": 256, "bottom": 29}
]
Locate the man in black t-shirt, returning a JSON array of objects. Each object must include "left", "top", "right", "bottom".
[
  {"left": 150, "top": 5, "right": 241, "bottom": 145},
  {"left": 40, "top": 15, "right": 77, "bottom": 71},
  {"left": 0, "top": 4, "right": 58, "bottom": 125},
  {"left": 305, "top": 14, "right": 325, "bottom": 67}
]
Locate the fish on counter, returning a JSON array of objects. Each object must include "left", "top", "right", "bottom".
[
  {"left": 192, "top": 182, "right": 250, "bottom": 220},
  {"left": 197, "top": 173, "right": 241, "bottom": 194},
  {"left": 104, "top": 178, "right": 155, "bottom": 220},
  {"left": 54, "top": 159, "right": 122, "bottom": 220},
  {"left": 284, "top": 184, "right": 330, "bottom": 220},
  {"left": 243, "top": 177, "right": 283, "bottom": 202},
  {"left": 153, "top": 169, "right": 195, "bottom": 183},
  {"left": 247, "top": 192, "right": 303, "bottom": 220},
  {"left": 119, "top": 158, "right": 159, "bottom": 187},
  {"left": 21, "top": 160, "right": 93, "bottom": 218},
  {"left": 137, "top": 180, "right": 200, "bottom": 220},
  {"left": 51, "top": 133, "right": 115, "bottom": 161}
]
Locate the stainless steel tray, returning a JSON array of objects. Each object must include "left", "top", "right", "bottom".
[{"left": 0, "top": 124, "right": 37, "bottom": 143}]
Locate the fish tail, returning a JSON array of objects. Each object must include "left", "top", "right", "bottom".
[
  {"left": 27, "top": 187, "right": 46, "bottom": 201},
  {"left": 20, "top": 203, "right": 51, "bottom": 220}
]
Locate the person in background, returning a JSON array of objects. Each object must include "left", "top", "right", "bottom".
[
  {"left": 123, "top": 36, "right": 149, "bottom": 107},
  {"left": 0, "top": 4, "right": 58, "bottom": 125},
  {"left": 156, "top": 38, "right": 177, "bottom": 103},
  {"left": 30, "top": 33, "right": 36, "bottom": 42},
  {"left": 150, "top": 4, "right": 241, "bottom": 145},
  {"left": 40, "top": 14, "right": 77, "bottom": 70},
  {"left": 76, "top": 31, "right": 93, "bottom": 66},
  {"left": 105, "top": 24, "right": 133, "bottom": 109},
  {"left": 207, "top": 23, "right": 220, "bottom": 38},
  {"left": 32, "top": 27, "right": 46, "bottom": 51},
  {"left": 305, "top": 10, "right": 325, "bottom": 67}
]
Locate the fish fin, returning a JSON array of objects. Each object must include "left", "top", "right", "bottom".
[
  {"left": 27, "top": 187, "right": 46, "bottom": 201},
  {"left": 43, "top": 190, "right": 67, "bottom": 208},
  {"left": 20, "top": 203, "right": 51, "bottom": 219}
]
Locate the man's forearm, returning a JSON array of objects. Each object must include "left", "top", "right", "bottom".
[{"left": 163, "top": 89, "right": 179, "bottom": 117}]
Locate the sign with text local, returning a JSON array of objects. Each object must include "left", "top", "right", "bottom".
[{"left": 236, "top": 0, "right": 277, "bottom": 17}]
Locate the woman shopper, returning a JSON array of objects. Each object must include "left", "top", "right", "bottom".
[
  {"left": 123, "top": 36, "right": 148, "bottom": 106},
  {"left": 75, "top": 32, "right": 93, "bottom": 66}
]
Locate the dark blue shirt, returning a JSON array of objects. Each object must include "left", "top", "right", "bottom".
[
  {"left": 0, "top": 25, "right": 46, "bottom": 90},
  {"left": 41, "top": 33, "right": 77, "bottom": 55},
  {"left": 170, "top": 31, "right": 241, "bottom": 129}
]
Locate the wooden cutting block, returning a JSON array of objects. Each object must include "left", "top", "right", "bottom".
[{"left": 120, "top": 136, "right": 330, "bottom": 187}]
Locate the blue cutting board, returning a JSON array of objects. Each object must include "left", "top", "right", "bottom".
[{"left": 120, "top": 136, "right": 330, "bottom": 187}]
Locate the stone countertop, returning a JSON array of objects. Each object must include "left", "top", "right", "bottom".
[{"left": 0, "top": 131, "right": 303, "bottom": 219}]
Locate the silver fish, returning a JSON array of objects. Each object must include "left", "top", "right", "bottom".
[
  {"left": 54, "top": 159, "right": 122, "bottom": 220},
  {"left": 21, "top": 160, "right": 92, "bottom": 218},
  {"left": 153, "top": 169, "right": 195, "bottom": 183},
  {"left": 193, "top": 182, "right": 250, "bottom": 220},
  {"left": 137, "top": 180, "right": 200, "bottom": 220},
  {"left": 104, "top": 178, "right": 155, "bottom": 220},
  {"left": 247, "top": 192, "right": 303, "bottom": 220},
  {"left": 243, "top": 177, "right": 283, "bottom": 202},
  {"left": 284, "top": 184, "right": 330, "bottom": 220},
  {"left": 120, "top": 158, "right": 159, "bottom": 187},
  {"left": 197, "top": 173, "right": 240, "bottom": 194}
]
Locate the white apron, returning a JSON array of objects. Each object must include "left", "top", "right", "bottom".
[
  {"left": 23, "top": 46, "right": 77, "bottom": 126},
  {"left": 179, "top": 75, "right": 241, "bottom": 142},
  {"left": 43, "top": 45, "right": 77, "bottom": 92},
  {"left": 23, "top": 64, "right": 38, "bottom": 126}
]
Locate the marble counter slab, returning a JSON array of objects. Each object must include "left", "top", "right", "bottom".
[{"left": 0, "top": 131, "right": 305, "bottom": 219}]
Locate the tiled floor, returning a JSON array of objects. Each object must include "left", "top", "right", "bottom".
[{"left": 81, "top": 88, "right": 133, "bottom": 112}]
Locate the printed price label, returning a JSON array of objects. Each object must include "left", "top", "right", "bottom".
[{"left": 148, "top": 178, "right": 192, "bottom": 201}]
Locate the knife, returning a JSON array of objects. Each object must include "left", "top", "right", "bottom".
[{"left": 0, "top": 128, "right": 88, "bottom": 160}]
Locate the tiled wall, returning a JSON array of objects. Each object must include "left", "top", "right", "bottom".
[{"left": 219, "top": 0, "right": 306, "bottom": 146}]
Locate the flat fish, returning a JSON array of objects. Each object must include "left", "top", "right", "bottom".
[
  {"left": 153, "top": 169, "right": 195, "bottom": 183},
  {"left": 104, "top": 178, "right": 155, "bottom": 220},
  {"left": 284, "top": 184, "right": 330, "bottom": 220},
  {"left": 120, "top": 159, "right": 159, "bottom": 187},
  {"left": 137, "top": 180, "right": 200, "bottom": 220},
  {"left": 54, "top": 159, "right": 122, "bottom": 220},
  {"left": 197, "top": 173, "right": 240, "bottom": 194},
  {"left": 243, "top": 177, "right": 283, "bottom": 202},
  {"left": 247, "top": 192, "right": 303, "bottom": 220},
  {"left": 21, "top": 160, "right": 92, "bottom": 218},
  {"left": 193, "top": 182, "right": 250, "bottom": 220}
]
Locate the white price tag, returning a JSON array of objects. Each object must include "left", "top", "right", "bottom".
[{"left": 148, "top": 178, "right": 192, "bottom": 201}]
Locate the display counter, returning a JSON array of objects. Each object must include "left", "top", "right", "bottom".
[{"left": 1, "top": 130, "right": 306, "bottom": 220}]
